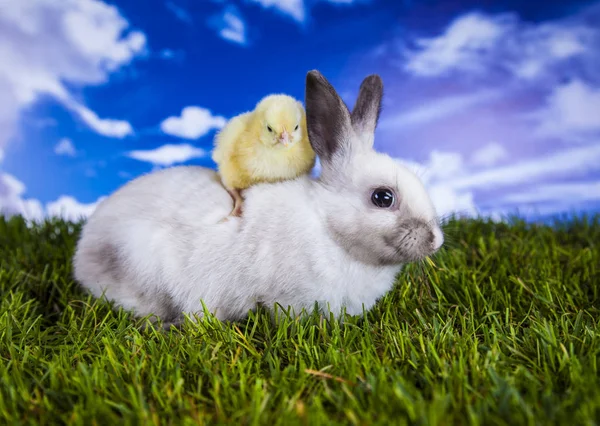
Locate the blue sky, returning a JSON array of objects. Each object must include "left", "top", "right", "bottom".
[{"left": 1, "top": 0, "right": 599, "bottom": 221}]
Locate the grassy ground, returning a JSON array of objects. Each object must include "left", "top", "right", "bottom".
[{"left": 0, "top": 214, "right": 599, "bottom": 425}]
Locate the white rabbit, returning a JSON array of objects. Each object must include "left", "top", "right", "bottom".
[{"left": 73, "top": 70, "right": 444, "bottom": 326}]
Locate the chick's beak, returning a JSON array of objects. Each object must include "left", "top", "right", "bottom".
[{"left": 279, "top": 131, "right": 290, "bottom": 146}]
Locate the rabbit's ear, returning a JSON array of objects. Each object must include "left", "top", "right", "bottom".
[
  {"left": 350, "top": 74, "right": 383, "bottom": 149},
  {"left": 305, "top": 70, "right": 352, "bottom": 163}
]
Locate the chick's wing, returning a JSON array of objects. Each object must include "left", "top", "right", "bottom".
[{"left": 211, "top": 112, "right": 252, "bottom": 164}]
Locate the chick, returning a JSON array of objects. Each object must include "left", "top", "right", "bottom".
[{"left": 212, "top": 94, "right": 316, "bottom": 217}]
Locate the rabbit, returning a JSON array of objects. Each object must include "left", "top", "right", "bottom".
[{"left": 72, "top": 70, "right": 444, "bottom": 327}]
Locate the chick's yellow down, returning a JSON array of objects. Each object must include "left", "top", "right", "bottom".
[{"left": 212, "top": 94, "right": 316, "bottom": 217}]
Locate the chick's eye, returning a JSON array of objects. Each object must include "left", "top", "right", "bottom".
[
  {"left": 294, "top": 124, "right": 299, "bottom": 131},
  {"left": 267, "top": 125, "right": 273, "bottom": 132},
  {"left": 371, "top": 188, "right": 395, "bottom": 208}
]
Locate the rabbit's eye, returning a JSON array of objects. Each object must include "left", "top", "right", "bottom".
[{"left": 371, "top": 188, "right": 395, "bottom": 208}]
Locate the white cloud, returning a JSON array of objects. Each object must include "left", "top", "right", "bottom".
[
  {"left": 160, "top": 106, "right": 226, "bottom": 139},
  {"left": 0, "top": 0, "right": 145, "bottom": 149},
  {"left": 404, "top": 12, "right": 508, "bottom": 77},
  {"left": 249, "top": 0, "right": 358, "bottom": 23},
  {"left": 403, "top": 10, "right": 599, "bottom": 82},
  {"left": 127, "top": 143, "right": 208, "bottom": 167},
  {"left": 535, "top": 80, "right": 600, "bottom": 140},
  {"left": 210, "top": 5, "right": 247, "bottom": 45},
  {"left": 481, "top": 179, "right": 600, "bottom": 219},
  {"left": 46, "top": 195, "right": 104, "bottom": 222},
  {"left": 446, "top": 143, "right": 600, "bottom": 191},
  {"left": 397, "top": 141, "right": 600, "bottom": 218},
  {"left": 397, "top": 156, "right": 478, "bottom": 218},
  {"left": 54, "top": 138, "right": 77, "bottom": 157},
  {"left": 165, "top": 1, "right": 192, "bottom": 24},
  {"left": 470, "top": 142, "right": 508, "bottom": 167},
  {"left": 426, "top": 184, "right": 479, "bottom": 218},
  {"left": 0, "top": 173, "right": 44, "bottom": 221},
  {"left": 250, "top": 0, "right": 305, "bottom": 22},
  {"left": 379, "top": 89, "right": 503, "bottom": 129},
  {"left": 426, "top": 150, "right": 464, "bottom": 180},
  {"left": 1, "top": 172, "right": 103, "bottom": 222},
  {"left": 499, "top": 181, "right": 600, "bottom": 204},
  {"left": 67, "top": 102, "right": 133, "bottom": 138}
]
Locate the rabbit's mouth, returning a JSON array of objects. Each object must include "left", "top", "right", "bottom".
[
  {"left": 326, "top": 215, "right": 443, "bottom": 267},
  {"left": 383, "top": 219, "right": 443, "bottom": 264}
]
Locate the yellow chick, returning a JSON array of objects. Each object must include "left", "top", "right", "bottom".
[{"left": 212, "top": 94, "right": 316, "bottom": 217}]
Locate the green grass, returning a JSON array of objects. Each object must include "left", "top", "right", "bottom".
[{"left": 0, "top": 214, "right": 599, "bottom": 425}]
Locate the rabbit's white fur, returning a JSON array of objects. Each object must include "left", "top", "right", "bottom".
[{"left": 73, "top": 70, "right": 444, "bottom": 324}]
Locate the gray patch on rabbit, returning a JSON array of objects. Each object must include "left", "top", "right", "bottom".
[
  {"left": 305, "top": 70, "right": 352, "bottom": 162},
  {"left": 327, "top": 215, "right": 437, "bottom": 267},
  {"left": 325, "top": 216, "right": 394, "bottom": 267},
  {"left": 351, "top": 74, "right": 383, "bottom": 135},
  {"left": 93, "top": 242, "right": 125, "bottom": 282},
  {"left": 157, "top": 293, "right": 184, "bottom": 324},
  {"left": 142, "top": 290, "right": 184, "bottom": 326}
]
